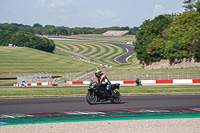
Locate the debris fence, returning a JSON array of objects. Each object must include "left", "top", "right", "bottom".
[{"left": 17, "top": 66, "right": 200, "bottom": 84}]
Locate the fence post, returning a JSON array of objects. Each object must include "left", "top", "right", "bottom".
[
  {"left": 63, "top": 71, "right": 66, "bottom": 83},
  {"left": 42, "top": 72, "right": 44, "bottom": 82},
  {"left": 70, "top": 72, "right": 71, "bottom": 81},
  {"left": 166, "top": 67, "right": 169, "bottom": 80},
  {"left": 49, "top": 73, "right": 52, "bottom": 82},
  {"left": 181, "top": 66, "right": 184, "bottom": 79},
  {"left": 128, "top": 69, "right": 130, "bottom": 80},
  {"left": 46, "top": 72, "right": 48, "bottom": 82},
  {"left": 34, "top": 73, "right": 37, "bottom": 83},
  {"left": 39, "top": 73, "right": 41, "bottom": 82},
  {"left": 140, "top": 69, "right": 143, "bottom": 80},
  {"left": 195, "top": 66, "right": 199, "bottom": 79},
  {"left": 152, "top": 68, "right": 155, "bottom": 80}
]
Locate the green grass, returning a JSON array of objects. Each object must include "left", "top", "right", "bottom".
[
  {"left": 120, "top": 85, "right": 200, "bottom": 95},
  {"left": 69, "top": 34, "right": 136, "bottom": 42},
  {"left": 127, "top": 53, "right": 138, "bottom": 64},
  {"left": 1, "top": 35, "right": 199, "bottom": 83},
  {"left": 54, "top": 40, "right": 126, "bottom": 66},
  {"left": 0, "top": 80, "right": 16, "bottom": 85},
  {"left": 0, "top": 47, "right": 97, "bottom": 78},
  {"left": 0, "top": 85, "right": 200, "bottom": 98}
]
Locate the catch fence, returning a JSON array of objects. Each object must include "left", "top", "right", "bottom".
[
  {"left": 71, "top": 66, "right": 200, "bottom": 81},
  {"left": 103, "top": 67, "right": 200, "bottom": 81},
  {"left": 17, "top": 66, "right": 200, "bottom": 84},
  {"left": 17, "top": 72, "right": 52, "bottom": 84}
]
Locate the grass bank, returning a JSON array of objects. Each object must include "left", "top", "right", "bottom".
[
  {"left": 54, "top": 40, "right": 126, "bottom": 66},
  {"left": 0, "top": 47, "right": 97, "bottom": 78},
  {"left": 69, "top": 34, "right": 136, "bottom": 42},
  {"left": 0, "top": 85, "right": 200, "bottom": 98}
]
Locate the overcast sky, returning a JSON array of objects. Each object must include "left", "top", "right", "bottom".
[{"left": 0, "top": 0, "right": 184, "bottom": 28}]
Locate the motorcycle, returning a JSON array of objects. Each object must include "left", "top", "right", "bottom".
[
  {"left": 52, "top": 84, "right": 58, "bottom": 87},
  {"left": 21, "top": 81, "right": 26, "bottom": 88},
  {"left": 135, "top": 80, "right": 142, "bottom": 86},
  {"left": 86, "top": 80, "right": 121, "bottom": 105},
  {"left": 52, "top": 80, "right": 58, "bottom": 87}
]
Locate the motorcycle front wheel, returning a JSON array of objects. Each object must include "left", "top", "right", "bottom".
[
  {"left": 111, "top": 91, "right": 121, "bottom": 104},
  {"left": 86, "top": 92, "right": 97, "bottom": 105}
]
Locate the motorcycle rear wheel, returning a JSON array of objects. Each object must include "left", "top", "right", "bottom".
[
  {"left": 86, "top": 92, "right": 97, "bottom": 105},
  {"left": 111, "top": 91, "right": 121, "bottom": 104}
]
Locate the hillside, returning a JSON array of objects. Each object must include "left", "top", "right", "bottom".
[
  {"left": 54, "top": 40, "right": 127, "bottom": 66},
  {"left": 69, "top": 34, "right": 136, "bottom": 42},
  {"left": 0, "top": 47, "right": 97, "bottom": 78}
]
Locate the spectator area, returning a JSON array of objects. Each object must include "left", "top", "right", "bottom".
[{"left": 102, "top": 30, "right": 129, "bottom": 36}]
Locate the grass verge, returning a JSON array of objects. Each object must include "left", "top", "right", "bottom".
[
  {"left": 0, "top": 80, "right": 16, "bottom": 85},
  {"left": 0, "top": 85, "right": 200, "bottom": 98}
]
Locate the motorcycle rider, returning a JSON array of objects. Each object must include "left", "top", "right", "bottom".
[
  {"left": 52, "top": 78, "right": 58, "bottom": 87},
  {"left": 95, "top": 70, "right": 111, "bottom": 91},
  {"left": 136, "top": 77, "right": 141, "bottom": 86}
]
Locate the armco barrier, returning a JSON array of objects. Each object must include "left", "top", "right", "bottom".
[
  {"left": 66, "top": 79, "right": 200, "bottom": 85},
  {"left": 13, "top": 79, "right": 200, "bottom": 87},
  {"left": 14, "top": 82, "right": 52, "bottom": 87}
]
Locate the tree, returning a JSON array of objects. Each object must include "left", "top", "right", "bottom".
[
  {"left": 33, "top": 23, "right": 43, "bottom": 27},
  {"left": 0, "top": 29, "right": 55, "bottom": 53},
  {"left": 183, "top": 0, "right": 200, "bottom": 12},
  {"left": 0, "top": 29, "right": 11, "bottom": 46},
  {"left": 163, "top": 11, "right": 200, "bottom": 59},
  {"left": 183, "top": 0, "right": 196, "bottom": 11},
  {"left": 135, "top": 15, "right": 174, "bottom": 63},
  {"left": 195, "top": 0, "right": 200, "bottom": 12},
  {"left": 191, "top": 33, "right": 200, "bottom": 58}
]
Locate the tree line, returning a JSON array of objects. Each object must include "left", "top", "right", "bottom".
[
  {"left": 0, "top": 23, "right": 139, "bottom": 53},
  {"left": 0, "top": 22, "right": 139, "bottom": 53},
  {"left": 0, "top": 29, "right": 55, "bottom": 53},
  {"left": 0, "top": 23, "right": 139, "bottom": 36},
  {"left": 135, "top": 0, "right": 200, "bottom": 63}
]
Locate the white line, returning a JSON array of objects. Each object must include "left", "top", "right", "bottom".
[{"left": 125, "top": 53, "right": 136, "bottom": 63}]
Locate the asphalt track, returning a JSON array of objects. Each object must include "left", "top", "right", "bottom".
[
  {"left": 49, "top": 36, "right": 135, "bottom": 63},
  {"left": 0, "top": 95, "right": 200, "bottom": 115},
  {"left": 110, "top": 42, "right": 136, "bottom": 63}
]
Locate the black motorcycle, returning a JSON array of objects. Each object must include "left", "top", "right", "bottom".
[{"left": 86, "top": 80, "right": 121, "bottom": 105}]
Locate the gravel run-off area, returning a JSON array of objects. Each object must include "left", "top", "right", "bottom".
[{"left": 1, "top": 118, "right": 200, "bottom": 133}]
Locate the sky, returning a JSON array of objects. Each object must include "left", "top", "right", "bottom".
[{"left": 0, "top": 0, "right": 185, "bottom": 28}]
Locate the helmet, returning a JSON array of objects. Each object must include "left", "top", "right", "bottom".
[{"left": 95, "top": 70, "right": 102, "bottom": 78}]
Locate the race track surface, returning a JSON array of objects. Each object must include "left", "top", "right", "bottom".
[
  {"left": 0, "top": 95, "right": 200, "bottom": 114},
  {"left": 109, "top": 42, "right": 136, "bottom": 63},
  {"left": 49, "top": 37, "right": 135, "bottom": 64}
]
